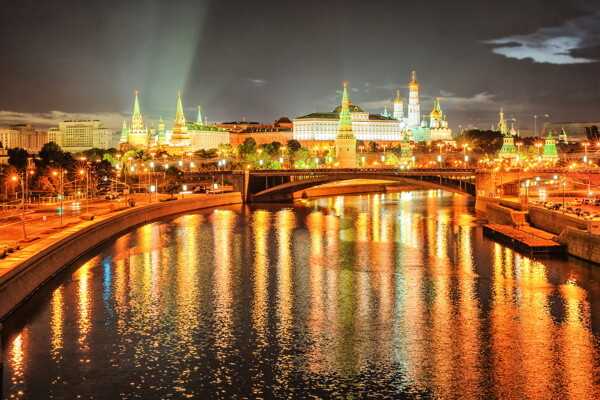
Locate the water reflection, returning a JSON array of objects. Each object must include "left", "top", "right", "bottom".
[{"left": 2, "top": 191, "right": 600, "bottom": 399}]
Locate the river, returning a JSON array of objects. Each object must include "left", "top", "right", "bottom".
[{"left": 2, "top": 190, "right": 600, "bottom": 399}]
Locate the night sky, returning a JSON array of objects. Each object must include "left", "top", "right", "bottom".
[{"left": 1, "top": 0, "right": 600, "bottom": 132}]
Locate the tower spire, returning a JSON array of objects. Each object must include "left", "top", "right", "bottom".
[
  {"left": 338, "top": 82, "right": 352, "bottom": 131},
  {"left": 133, "top": 90, "right": 141, "bottom": 117},
  {"left": 498, "top": 107, "right": 507, "bottom": 135},
  {"left": 170, "top": 91, "right": 189, "bottom": 146},
  {"left": 335, "top": 82, "right": 357, "bottom": 168}
]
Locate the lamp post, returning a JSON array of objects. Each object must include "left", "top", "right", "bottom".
[
  {"left": 11, "top": 174, "right": 27, "bottom": 239},
  {"left": 52, "top": 168, "right": 64, "bottom": 228},
  {"left": 583, "top": 141, "right": 589, "bottom": 163}
]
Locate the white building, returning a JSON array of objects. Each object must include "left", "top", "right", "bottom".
[
  {"left": 293, "top": 102, "right": 403, "bottom": 143},
  {"left": 51, "top": 120, "right": 113, "bottom": 152}
]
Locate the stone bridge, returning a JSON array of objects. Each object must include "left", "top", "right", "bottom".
[{"left": 173, "top": 167, "right": 600, "bottom": 203}]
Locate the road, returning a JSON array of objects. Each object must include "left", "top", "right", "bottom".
[{"left": 0, "top": 193, "right": 185, "bottom": 244}]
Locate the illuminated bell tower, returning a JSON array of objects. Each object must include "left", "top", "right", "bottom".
[
  {"left": 429, "top": 97, "right": 442, "bottom": 128},
  {"left": 335, "top": 82, "right": 357, "bottom": 168},
  {"left": 407, "top": 71, "right": 420, "bottom": 128},
  {"left": 393, "top": 90, "right": 404, "bottom": 120},
  {"left": 170, "top": 91, "right": 190, "bottom": 147}
]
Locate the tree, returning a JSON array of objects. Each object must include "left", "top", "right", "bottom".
[
  {"left": 7, "top": 148, "right": 29, "bottom": 168},
  {"left": 238, "top": 137, "right": 257, "bottom": 156},
  {"left": 267, "top": 160, "right": 282, "bottom": 169},
  {"left": 38, "top": 142, "right": 74, "bottom": 168},
  {"left": 163, "top": 166, "right": 183, "bottom": 198},
  {"left": 586, "top": 125, "right": 600, "bottom": 141},
  {"left": 368, "top": 141, "right": 380, "bottom": 152},
  {"left": 270, "top": 141, "right": 282, "bottom": 152},
  {"left": 294, "top": 147, "right": 311, "bottom": 162},
  {"left": 385, "top": 152, "right": 399, "bottom": 165},
  {"left": 286, "top": 139, "right": 301, "bottom": 153},
  {"left": 260, "top": 143, "right": 277, "bottom": 156}
]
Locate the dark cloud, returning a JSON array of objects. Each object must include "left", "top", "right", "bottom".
[
  {"left": 0, "top": 0, "right": 599, "bottom": 132},
  {"left": 486, "top": 11, "right": 600, "bottom": 64}
]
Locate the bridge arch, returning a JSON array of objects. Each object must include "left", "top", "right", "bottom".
[{"left": 249, "top": 172, "right": 475, "bottom": 202}]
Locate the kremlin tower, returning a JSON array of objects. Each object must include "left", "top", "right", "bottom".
[
  {"left": 335, "top": 82, "right": 357, "bottom": 168},
  {"left": 169, "top": 91, "right": 190, "bottom": 147},
  {"left": 120, "top": 91, "right": 149, "bottom": 149},
  {"left": 497, "top": 107, "right": 508, "bottom": 135}
]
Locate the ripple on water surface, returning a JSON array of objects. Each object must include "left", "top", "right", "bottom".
[{"left": 2, "top": 191, "right": 600, "bottom": 399}]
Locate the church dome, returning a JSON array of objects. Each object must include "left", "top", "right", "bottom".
[
  {"left": 430, "top": 109, "right": 440, "bottom": 118},
  {"left": 333, "top": 102, "right": 363, "bottom": 113}
]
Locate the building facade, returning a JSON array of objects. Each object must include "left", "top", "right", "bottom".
[
  {"left": 49, "top": 120, "right": 112, "bottom": 152},
  {"left": 0, "top": 125, "right": 48, "bottom": 152},
  {"left": 542, "top": 121, "right": 600, "bottom": 142}
]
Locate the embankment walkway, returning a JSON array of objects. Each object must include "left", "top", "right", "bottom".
[{"left": 0, "top": 192, "right": 242, "bottom": 321}]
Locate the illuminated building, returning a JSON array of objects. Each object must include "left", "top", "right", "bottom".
[
  {"left": 495, "top": 109, "right": 518, "bottom": 165},
  {"left": 220, "top": 117, "right": 293, "bottom": 146},
  {"left": 407, "top": 71, "right": 420, "bottom": 128},
  {"left": 169, "top": 91, "right": 190, "bottom": 148},
  {"left": 118, "top": 91, "right": 229, "bottom": 153},
  {"left": 294, "top": 72, "right": 453, "bottom": 145},
  {"left": 542, "top": 132, "right": 559, "bottom": 163},
  {"left": 188, "top": 106, "right": 230, "bottom": 150},
  {"left": 542, "top": 121, "right": 600, "bottom": 142},
  {"left": 409, "top": 97, "right": 453, "bottom": 142},
  {"left": 335, "top": 82, "right": 357, "bottom": 168},
  {"left": 293, "top": 89, "right": 402, "bottom": 145},
  {"left": 50, "top": 120, "right": 112, "bottom": 152},
  {"left": 0, "top": 125, "right": 47, "bottom": 152},
  {"left": 120, "top": 91, "right": 148, "bottom": 149},
  {"left": 393, "top": 90, "right": 404, "bottom": 121}
]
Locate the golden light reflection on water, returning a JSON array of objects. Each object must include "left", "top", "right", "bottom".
[
  {"left": 3, "top": 191, "right": 600, "bottom": 399},
  {"left": 274, "top": 209, "right": 296, "bottom": 387},
  {"left": 50, "top": 285, "right": 64, "bottom": 356},
  {"left": 252, "top": 210, "right": 270, "bottom": 348},
  {"left": 75, "top": 262, "right": 91, "bottom": 352}
]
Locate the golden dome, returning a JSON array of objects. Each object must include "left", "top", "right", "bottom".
[
  {"left": 409, "top": 71, "right": 419, "bottom": 89},
  {"left": 394, "top": 90, "right": 403, "bottom": 104}
]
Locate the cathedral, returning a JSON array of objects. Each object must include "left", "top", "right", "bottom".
[{"left": 293, "top": 71, "right": 453, "bottom": 145}]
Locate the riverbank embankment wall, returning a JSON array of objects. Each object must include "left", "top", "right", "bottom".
[
  {"left": 528, "top": 206, "right": 588, "bottom": 235},
  {"left": 558, "top": 227, "right": 600, "bottom": 264},
  {"left": 0, "top": 193, "right": 242, "bottom": 321}
]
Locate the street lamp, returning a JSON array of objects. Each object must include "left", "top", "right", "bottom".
[
  {"left": 11, "top": 174, "right": 27, "bottom": 239},
  {"left": 583, "top": 141, "right": 589, "bottom": 163},
  {"left": 52, "top": 168, "right": 64, "bottom": 228}
]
